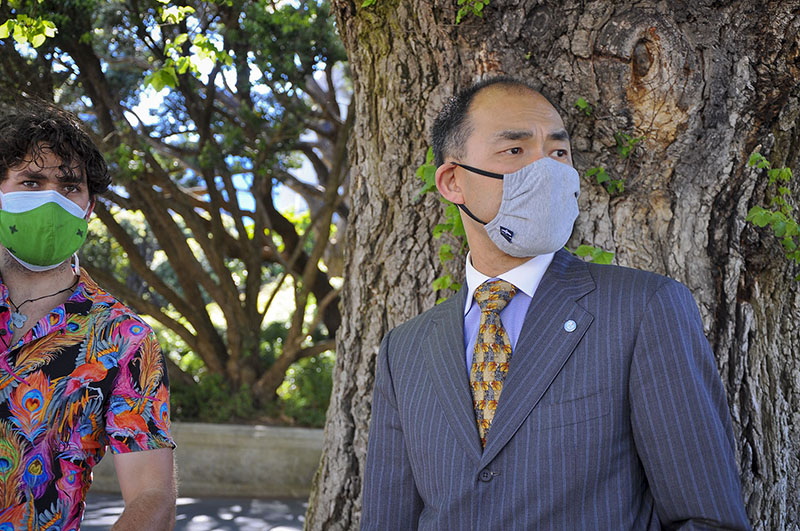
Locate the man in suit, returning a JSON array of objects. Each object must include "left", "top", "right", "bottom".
[{"left": 361, "top": 76, "right": 750, "bottom": 530}]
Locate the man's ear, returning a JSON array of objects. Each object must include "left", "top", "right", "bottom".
[
  {"left": 435, "top": 162, "right": 465, "bottom": 204},
  {"left": 85, "top": 197, "right": 96, "bottom": 219}
]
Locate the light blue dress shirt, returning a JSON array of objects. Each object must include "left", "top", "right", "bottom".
[{"left": 463, "top": 251, "right": 555, "bottom": 372}]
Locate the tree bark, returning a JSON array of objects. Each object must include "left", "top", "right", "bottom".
[{"left": 309, "top": 1, "right": 800, "bottom": 529}]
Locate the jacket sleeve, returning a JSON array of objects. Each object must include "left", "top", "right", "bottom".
[
  {"left": 629, "top": 279, "right": 751, "bottom": 530},
  {"left": 361, "top": 330, "right": 423, "bottom": 530}
]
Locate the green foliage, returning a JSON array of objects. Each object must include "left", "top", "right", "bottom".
[
  {"left": 456, "top": 0, "right": 490, "bottom": 23},
  {"left": 416, "top": 147, "right": 464, "bottom": 302},
  {"left": 170, "top": 373, "right": 261, "bottom": 423},
  {"left": 416, "top": 147, "right": 437, "bottom": 196},
  {"left": 160, "top": 4, "right": 194, "bottom": 24},
  {"left": 144, "top": 66, "right": 178, "bottom": 92},
  {"left": 569, "top": 244, "right": 614, "bottom": 265},
  {"left": 615, "top": 132, "right": 645, "bottom": 160},
  {"left": 361, "top": 0, "right": 377, "bottom": 6},
  {"left": 162, "top": 316, "right": 333, "bottom": 426},
  {"left": 575, "top": 97, "right": 593, "bottom": 116},
  {"left": 573, "top": 97, "right": 646, "bottom": 196},
  {"left": 746, "top": 151, "right": 800, "bottom": 278},
  {"left": 144, "top": 26, "right": 234, "bottom": 92},
  {"left": 586, "top": 166, "right": 624, "bottom": 195},
  {"left": 0, "top": 13, "right": 55, "bottom": 47},
  {"left": 277, "top": 352, "right": 335, "bottom": 427}
]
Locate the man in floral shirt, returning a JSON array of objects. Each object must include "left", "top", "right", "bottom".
[{"left": 0, "top": 104, "right": 175, "bottom": 530}]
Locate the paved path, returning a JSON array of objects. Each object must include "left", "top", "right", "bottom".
[{"left": 83, "top": 491, "right": 308, "bottom": 530}]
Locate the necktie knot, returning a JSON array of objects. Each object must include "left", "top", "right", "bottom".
[{"left": 474, "top": 279, "right": 517, "bottom": 314}]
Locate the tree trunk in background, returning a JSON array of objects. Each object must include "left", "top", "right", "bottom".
[{"left": 308, "top": 2, "right": 800, "bottom": 529}]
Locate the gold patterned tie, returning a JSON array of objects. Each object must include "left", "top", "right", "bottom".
[{"left": 470, "top": 279, "right": 518, "bottom": 448}]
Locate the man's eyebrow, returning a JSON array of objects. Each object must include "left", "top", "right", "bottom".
[
  {"left": 492, "top": 129, "right": 533, "bottom": 142},
  {"left": 16, "top": 169, "right": 83, "bottom": 183},
  {"left": 491, "top": 129, "right": 571, "bottom": 143},
  {"left": 57, "top": 172, "right": 83, "bottom": 184},
  {"left": 547, "top": 129, "right": 570, "bottom": 142},
  {"left": 15, "top": 170, "right": 46, "bottom": 180}
]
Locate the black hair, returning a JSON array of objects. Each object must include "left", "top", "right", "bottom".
[
  {"left": 431, "top": 76, "right": 540, "bottom": 167},
  {"left": 0, "top": 102, "right": 110, "bottom": 196}
]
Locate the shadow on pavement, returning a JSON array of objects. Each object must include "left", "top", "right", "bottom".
[{"left": 83, "top": 491, "right": 308, "bottom": 530}]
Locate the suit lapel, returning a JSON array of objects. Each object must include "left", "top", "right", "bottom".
[
  {"left": 423, "top": 286, "right": 483, "bottom": 463},
  {"left": 480, "top": 249, "right": 597, "bottom": 466}
]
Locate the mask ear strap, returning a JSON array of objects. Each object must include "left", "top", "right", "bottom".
[
  {"left": 456, "top": 203, "right": 488, "bottom": 225},
  {"left": 451, "top": 162, "right": 504, "bottom": 180},
  {"left": 72, "top": 254, "right": 80, "bottom": 276}
]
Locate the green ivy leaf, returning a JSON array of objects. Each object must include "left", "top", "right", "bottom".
[
  {"left": 575, "top": 97, "right": 592, "bottom": 116},
  {"left": 571, "top": 244, "right": 614, "bottom": 264},
  {"left": 31, "top": 32, "right": 45, "bottom": 47},
  {"left": 162, "top": 5, "right": 196, "bottom": 24},
  {"left": 444, "top": 203, "right": 466, "bottom": 240},
  {"left": 746, "top": 206, "right": 773, "bottom": 227},
  {"left": 415, "top": 146, "right": 437, "bottom": 198},
  {"left": 145, "top": 66, "right": 179, "bottom": 91},
  {"left": 432, "top": 222, "right": 450, "bottom": 239},
  {"left": 438, "top": 243, "right": 454, "bottom": 264},
  {"left": 0, "top": 20, "right": 13, "bottom": 39},
  {"left": 773, "top": 220, "right": 788, "bottom": 237},
  {"left": 175, "top": 56, "right": 192, "bottom": 75},
  {"left": 432, "top": 275, "right": 452, "bottom": 292}
]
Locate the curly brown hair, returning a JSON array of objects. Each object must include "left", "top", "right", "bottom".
[{"left": 0, "top": 103, "right": 110, "bottom": 197}]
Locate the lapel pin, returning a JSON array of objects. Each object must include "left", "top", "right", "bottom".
[{"left": 564, "top": 319, "right": 577, "bottom": 333}]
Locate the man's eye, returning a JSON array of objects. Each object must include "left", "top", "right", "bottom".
[
  {"left": 64, "top": 185, "right": 80, "bottom": 193},
  {"left": 22, "top": 181, "right": 39, "bottom": 188},
  {"left": 506, "top": 147, "right": 522, "bottom": 155},
  {"left": 553, "top": 149, "right": 569, "bottom": 158}
]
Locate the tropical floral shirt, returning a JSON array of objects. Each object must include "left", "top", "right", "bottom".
[{"left": 0, "top": 269, "right": 174, "bottom": 530}]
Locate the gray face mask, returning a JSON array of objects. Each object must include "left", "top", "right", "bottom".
[{"left": 453, "top": 157, "right": 580, "bottom": 258}]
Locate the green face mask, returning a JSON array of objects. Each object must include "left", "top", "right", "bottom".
[{"left": 0, "top": 190, "right": 89, "bottom": 271}]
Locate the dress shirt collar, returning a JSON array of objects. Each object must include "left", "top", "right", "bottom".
[{"left": 464, "top": 251, "right": 555, "bottom": 315}]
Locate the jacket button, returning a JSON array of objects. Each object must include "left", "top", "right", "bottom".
[{"left": 479, "top": 470, "right": 493, "bottom": 482}]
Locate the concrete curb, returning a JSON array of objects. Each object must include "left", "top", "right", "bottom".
[{"left": 91, "top": 422, "right": 324, "bottom": 498}]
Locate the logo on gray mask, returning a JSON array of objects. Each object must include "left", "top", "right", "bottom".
[{"left": 499, "top": 227, "right": 514, "bottom": 243}]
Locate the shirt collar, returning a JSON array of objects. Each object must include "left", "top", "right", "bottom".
[{"left": 464, "top": 251, "right": 555, "bottom": 315}]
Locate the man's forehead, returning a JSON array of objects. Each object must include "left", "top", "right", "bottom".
[
  {"left": 469, "top": 86, "right": 564, "bottom": 133},
  {"left": 469, "top": 87, "right": 563, "bottom": 124},
  {"left": 11, "top": 150, "right": 86, "bottom": 182}
]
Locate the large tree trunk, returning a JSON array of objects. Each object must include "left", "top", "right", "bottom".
[{"left": 308, "top": 2, "right": 800, "bottom": 529}]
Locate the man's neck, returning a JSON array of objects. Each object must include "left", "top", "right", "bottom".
[
  {"left": 0, "top": 250, "right": 77, "bottom": 303},
  {"left": 467, "top": 239, "right": 533, "bottom": 278},
  {"left": 461, "top": 215, "right": 534, "bottom": 277}
]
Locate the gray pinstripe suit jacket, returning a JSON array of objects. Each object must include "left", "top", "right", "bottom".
[{"left": 361, "top": 249, "right": 750, "bottom": 530}]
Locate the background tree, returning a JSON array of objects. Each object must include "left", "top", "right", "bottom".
[
  {"left": 0, "top": 0, "right": 350, "bottom": 409},
  {"left": 309, "top": 1, "right": 800, "bottom": 529}
]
